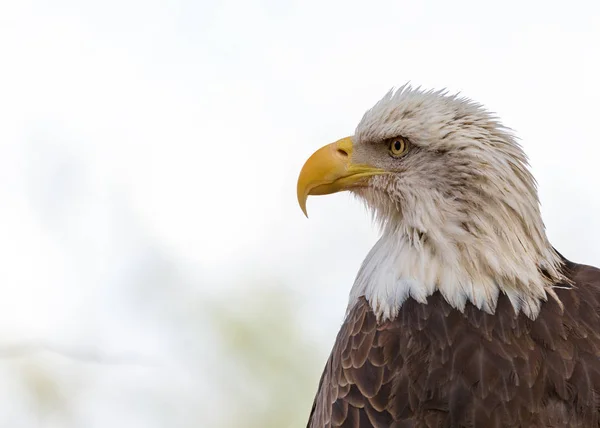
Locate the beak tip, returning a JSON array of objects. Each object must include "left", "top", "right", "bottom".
[{"left": 299, "top": 198, "right": 309, "bottom": 218}]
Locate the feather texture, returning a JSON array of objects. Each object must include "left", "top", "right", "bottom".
[{"left": 307, "top": 259, "right": 600, "bottom": 427}]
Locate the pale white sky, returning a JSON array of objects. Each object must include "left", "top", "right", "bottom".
[{"left": 0, "top": 0, "right": 599, "bottom": 426}]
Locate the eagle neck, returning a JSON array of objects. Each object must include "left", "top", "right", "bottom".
[{"left": 348, "top": 226, "right": 564, "bottom": 322}]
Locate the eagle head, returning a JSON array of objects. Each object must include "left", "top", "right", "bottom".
[{"left": 297, "top": 86, "right": 565, "bottom": 321}]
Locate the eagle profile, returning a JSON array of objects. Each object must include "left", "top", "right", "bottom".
[{"left": 297, "top": 86, "right": 600, "bottom": 427}]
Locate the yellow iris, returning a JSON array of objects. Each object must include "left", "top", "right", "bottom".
[{"left": 388, "top": 137, "right": 409, "bottom": 157}]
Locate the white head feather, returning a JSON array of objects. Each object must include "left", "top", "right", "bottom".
[{"left": 347, "top": 85, "right": 565, "bottom": 321}]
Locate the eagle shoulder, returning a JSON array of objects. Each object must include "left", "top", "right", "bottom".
[
  {"left": 307, "top": 258, "right": 600, "bottom": 428},
  {"left": 307, "top": 297, "right": 395, "bottom": 427}
]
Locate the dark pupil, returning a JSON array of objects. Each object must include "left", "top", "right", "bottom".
[{"left": 394, "top": 140, "right": 402, "bottom": 151}]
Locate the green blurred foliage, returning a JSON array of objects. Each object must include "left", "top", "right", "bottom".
[
  {"left": 1, "top": 285, "right": 324, "bottom": 428},
  {"left": 208, "top": 287, "right": 322, "bottom": 428}
]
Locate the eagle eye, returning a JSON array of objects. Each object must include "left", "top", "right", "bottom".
[{"left": 388, "top": 137, "right": 410, "bottom": 158}]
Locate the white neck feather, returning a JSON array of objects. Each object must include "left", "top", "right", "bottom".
[{"left": 348, "top": 225, "right": 563, "bottom": 322}]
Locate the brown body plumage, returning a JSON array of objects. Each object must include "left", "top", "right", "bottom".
[{"left": 307, "top": 257, "right": 600, "bottom": 427}]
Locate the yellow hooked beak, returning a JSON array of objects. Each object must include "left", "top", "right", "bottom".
[{"left": 297, "top": 136, "right": 386, "bottom": 217}]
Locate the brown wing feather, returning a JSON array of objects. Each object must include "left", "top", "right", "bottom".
[{"left": 307, "top": 256, "right": 600, "bottom": 427}]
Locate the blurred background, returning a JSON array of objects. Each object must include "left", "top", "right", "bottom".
[{"left": 0, "top": 0, "right": 599, "bottom": 427}]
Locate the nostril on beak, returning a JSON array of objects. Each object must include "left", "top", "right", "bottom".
[{"left": 337, "top": 148, "right": 349, "bottom": 158}]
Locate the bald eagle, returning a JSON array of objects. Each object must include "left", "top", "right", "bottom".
[{"left": 297, "top": 86, "right": 600, "bottom": 427}]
